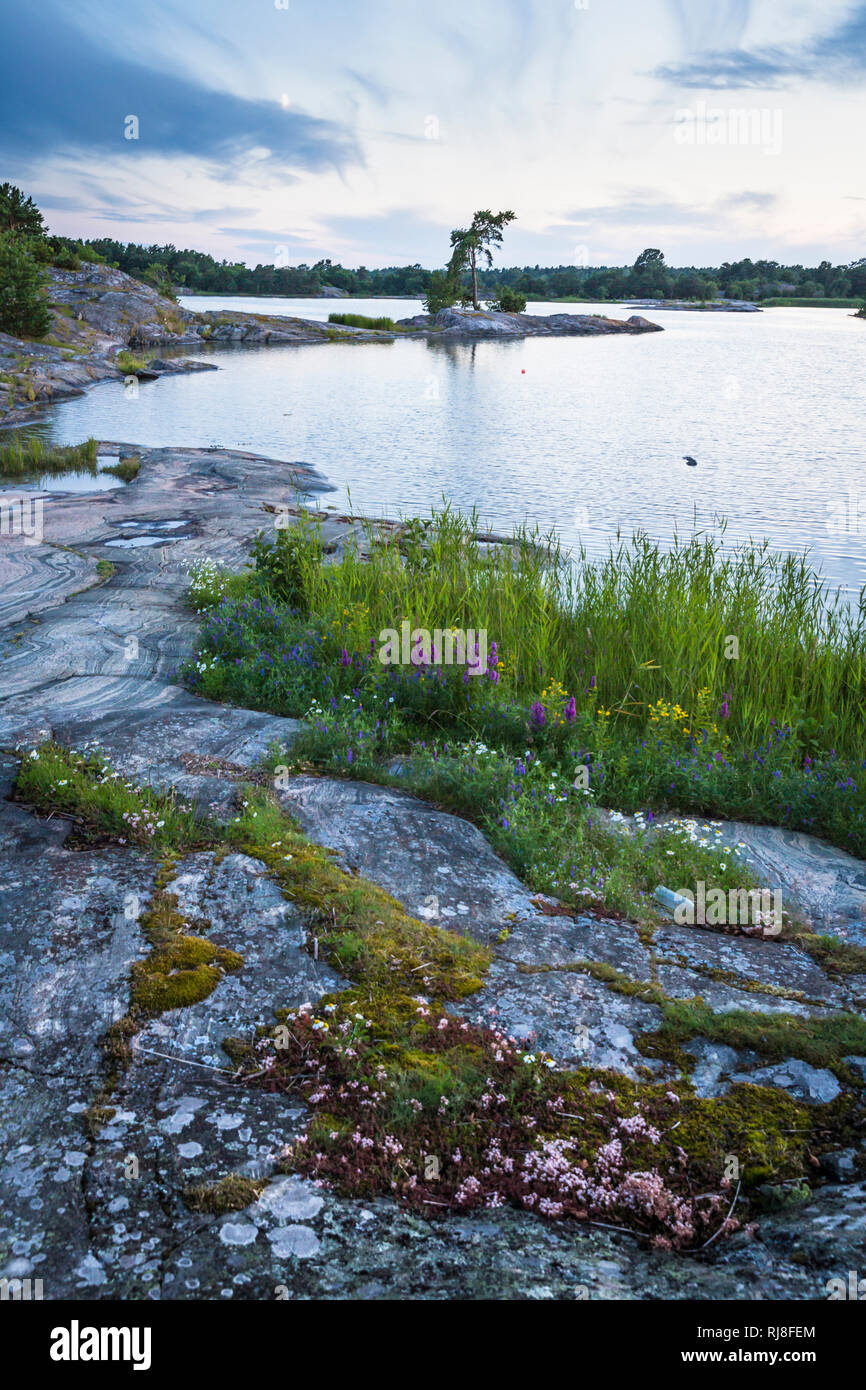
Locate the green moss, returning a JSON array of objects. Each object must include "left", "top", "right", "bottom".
[
  {"left": 228, "top": 790, "right": 490, "bottom": 1000},
  {"left": 673, "top": 1083, "right": 811, "bottom": 1188},
  {"left": 796, "top": 931, "right": 866, "bottom": 978},
  {"left": 517, "top": 957, "right": 667, "bottom": 1003},
  {"left": 96, "top": 559, "right": 115, "bottom": 579},
  {"left": 130, "top": 924, "right": 242, "bottom": 1016},
  {"left": 83, "top": 1103, "right": 116, "bottom": 1137},
  {"left": 183, "top": 1174, "right": 266, "bottom": 1214},
  {"left": 16, "top": 745, "right": 863, "bottom": 1248},
  {"left": 641, "top": 998, "right": 866, "bottom": 1076}
]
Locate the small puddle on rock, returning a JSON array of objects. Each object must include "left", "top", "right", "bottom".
[
  {"left": 104, "top": 518, "right": 191, "bottom": 547},
  {"left": 8, "top": 469, "right": 127, "bottom": 495},
  {"left": 105, "top": 535, "right": 180, "bottom": 548}
]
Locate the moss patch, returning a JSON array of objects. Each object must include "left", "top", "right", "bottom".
[
  {"left": 231, "top": 981, "right": 862, "bottom": 1249},
  {"left": 640, "top": 998, "right": 866, "bottom": 1078},
  {"left": 130, "top": 931, "right": 242, "bottom": 1014},
  {"left": 796, "top": 931, "right": 866, "bottom": 978},
  {"left": 15, "top": 745, "right": 864, "bottom": 1252},
  {"left": 183, "top": 1174, "right": 266, "bottom": 1214},
  {"left": 226, "top": 790, "right": 490, "bottom": 999}
]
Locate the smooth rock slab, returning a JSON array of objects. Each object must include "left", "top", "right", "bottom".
[
  {"left": 653, "top": 920, "right": 858, "bottom": 1014},
  {"left": 729, "top": 1059, "right": 842, "bottom": 1104},
  {"left": 455, "top": 959, "right": 664, "bottom": 1077},
  {"left": 278, "top": 775, "right": 538, "bottom": 946}
]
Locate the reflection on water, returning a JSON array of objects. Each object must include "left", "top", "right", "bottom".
[
  {"left": 0, "top": 470, "right": 125, "bottom": 494},
  {"left": 29, "top": 300, "right": 866, "bottom": 594}
]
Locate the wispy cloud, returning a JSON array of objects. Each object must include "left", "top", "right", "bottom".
[
  {"left": 655, "top": 2, "right": 866, "bottom": 88},
  {"left": 0, "top": 6, "right": 360, "bottom": 174}
]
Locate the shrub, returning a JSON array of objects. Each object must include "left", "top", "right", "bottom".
[
  {"left": 488, "top": 286, "right": 527, "bottom": 313},
  {"left": 51, "top": 242, "right": 81, "bottom": 271},
  {"left": 423, "top": 270, "right": 458, "bottom": 315},
  {"left": 0, "top": 232, "right": 52, "bottom": 338},
  {"left": 115, "top": 349, "right": 149, "bottom": 375},
  {"left": 248, "top": 516, "right": 322, "bottom": 611},
  {"left": 142, "top": 263, "right": 178, "bottom": 302}
]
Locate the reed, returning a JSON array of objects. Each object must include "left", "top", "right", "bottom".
[
  {"left": 0, "top": 434, "right": 98, "bottom": 478},
  {"left": 277, "top": 507, "right": 865, "bottom": 758},
  {"left": 327, "top": 312, "right": 397, "bottom": 331}
]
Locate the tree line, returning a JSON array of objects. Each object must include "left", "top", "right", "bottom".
[
  {"left": 1, "top": 182, "right": 864, "bottom": 345},
  {"left": 75, "top": 237, "right": 866, "bottom": 305}
]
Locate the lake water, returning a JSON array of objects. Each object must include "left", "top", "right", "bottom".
[{"left": 28, "top": 298, "right": 866, "bottom": 594}]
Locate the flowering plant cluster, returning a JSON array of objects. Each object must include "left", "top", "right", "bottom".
[{"left": 244, "top": 996, "right": 739, "bottom": 1250}]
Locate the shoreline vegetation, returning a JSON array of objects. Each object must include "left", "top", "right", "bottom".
[
  {"left": 1, "top": 177, "right": 864, "bottom": 1261},
  {"left": 0, "top": 433, "right": 140, "bottom": 482},
  {"left": 169, "top": 499, "right": 866, "bottom": 1239},
  {"left": 2, "top": 183, "right": 862, "bottom": 428},
  {"left": 184, "top": 507, "right": 866, "bottom": 921}
]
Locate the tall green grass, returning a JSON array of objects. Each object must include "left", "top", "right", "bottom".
[
  {"left": 0, "top": 435, "right": 98, "bottom": 478},
  {"left": 327, "top": 312, "right": 397, "bottom": 331},
  {"left": 260, "top": 507, "right": 865, "bottom": 758}
]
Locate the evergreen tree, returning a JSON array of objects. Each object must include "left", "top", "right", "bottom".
[
  {"left": 0, "top": 183, "right": 46, "bottom": 238},
  {"left": 0, "top": 232, "right": 52, "bottom": 338}
]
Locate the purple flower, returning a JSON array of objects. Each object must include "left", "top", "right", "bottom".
[
  {"left": 721, "top": 692, "right": 730, "bottom": 719},
  {"left": 564, "top": 696, "right": 576, "bottom": 723},
  {"left": 340, "top": 647, "right": 352, "bottom": 667},
  {"left": 347, "top": 748, "right": 353, "bottom": 765},
  {"left": 530, "top": 702, "right": 546, "bottom": 728}
]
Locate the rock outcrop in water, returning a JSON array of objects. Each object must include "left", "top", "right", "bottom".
[
  {"left": 0, "top": 442, "right": 863, "bottom": 1300},
  {"left": 399, "top": 306, "right": 663, "bottom": 335},
  {"left": 0, "top": 263, "right": 663, "bottom": 426}
]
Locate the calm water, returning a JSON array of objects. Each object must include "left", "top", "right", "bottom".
[{"left": 30, "top": 299, "right": 866, "bottom": 593}]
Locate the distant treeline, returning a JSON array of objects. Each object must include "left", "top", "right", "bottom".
[{"left": 70, "top": 236, "right": 866, "bottom": 303}]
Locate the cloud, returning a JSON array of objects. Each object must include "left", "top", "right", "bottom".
[
  {"left": 725, "top": 191, "right": 778, "bottom": 208},
  {"left": 0, "top": 6, "right": 360, "bottom": 175},
  {"left": 655, "top": 2, "right": 866, "bottom": 88}
]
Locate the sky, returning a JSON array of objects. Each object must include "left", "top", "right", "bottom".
[{"left": 1, "top": 0, "right": 864, "bottom": 269}]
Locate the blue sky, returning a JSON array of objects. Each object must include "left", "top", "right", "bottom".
[{"left": 1, "top": 0, "right": 864, "bottom": 268}]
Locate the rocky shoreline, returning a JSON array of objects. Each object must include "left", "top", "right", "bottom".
[
  {"left": 620, "top": 299, "right": 761, "bottom": 313},
  {"left": 0, "top": 441, "right": 863, "bottom": 1300},
  {"left": 0, "top": 262, "right": 662, "bottom": 426}
]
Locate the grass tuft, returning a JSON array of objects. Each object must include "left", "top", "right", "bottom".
[
  {"left": 327, "top": 312, "right": 397, "bottom": 331},
  {"left": 0, "top": 435, "right": 98, "bottom": 478}
]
